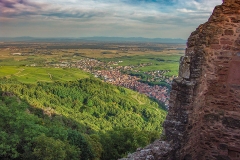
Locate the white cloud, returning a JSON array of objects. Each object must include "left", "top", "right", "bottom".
[
  {"left": 0, "top": 0, "right": 223, "bottom": 38},
  {"left": 177, "top": 8, "right": 195, "bottom": 13}
]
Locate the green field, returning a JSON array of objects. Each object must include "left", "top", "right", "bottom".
[
  {"left": 0, "top": 66, "right": 90, "bottom": 83},
  {"left": 0, "top": 43, "right": 184, "bottom": 77},
  {"left": 99, "top": 54, "right": 182, "bottom": 76}
]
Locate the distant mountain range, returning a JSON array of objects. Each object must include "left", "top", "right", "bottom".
[{"left": 0, "top": 36, "right": 186, "bottom": 44}]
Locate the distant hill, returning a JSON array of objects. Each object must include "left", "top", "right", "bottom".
[
  {"left": 0, "top": 36, "right": 186, "bottom": 44},
  {"left": 79, "top": 37, "right": 186, "bottom": 43}
]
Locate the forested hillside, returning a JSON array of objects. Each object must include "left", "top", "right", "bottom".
[{"left": 0, "top": 77, "right": 166, "bottom": 160}]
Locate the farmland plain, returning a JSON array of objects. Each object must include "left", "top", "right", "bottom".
[{"left": 0, "top": 42, "right": 185, "bottom": 80}]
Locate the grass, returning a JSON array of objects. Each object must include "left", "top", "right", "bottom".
[
  {"left": 0, "top": 66, "right": 90, "bottom": 84},
  {"left": 0, "top": 46, "right": 184, "bottom": 78},
  {"left": 98, "top": 53, "right": 182, "bottom": 76},
  {"left": 139, "top": 63, "right": 180, "bottom": 76}
]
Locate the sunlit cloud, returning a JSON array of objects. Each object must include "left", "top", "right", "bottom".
[{"left": 0, "top": 0, "right": 222, "bottom": 38}]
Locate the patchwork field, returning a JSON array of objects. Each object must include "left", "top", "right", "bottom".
[
  {"left": 0, "top": 42, "right": 185, "bottom": 78},
  {"left": 99, "top": 53, "right": 182, "bottom": 76},
  {"left": 0, "top": 66, "right": 90, "bottom": 83}
]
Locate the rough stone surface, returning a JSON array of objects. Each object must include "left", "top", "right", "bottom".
[{"left": 120, "top": 0, "right": 240, "bottom": 159}]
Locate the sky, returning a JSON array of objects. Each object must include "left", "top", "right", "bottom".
[{"left": 0, "top": 0, "right": 222, "bottom": 39}]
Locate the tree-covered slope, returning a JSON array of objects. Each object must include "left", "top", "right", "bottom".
[{"left": 0, "top": 77, "right": 167, "bottom": 159}]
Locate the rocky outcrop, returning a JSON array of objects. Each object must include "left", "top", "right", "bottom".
[{"left": 121, "top": 0, "right": 240, "bottom": 159}]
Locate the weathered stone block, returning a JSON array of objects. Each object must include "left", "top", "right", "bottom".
[
  {"left": 235, "top": 0, "right": 240, "bottom": 4},
  {"left": 222, "top": 117, "right": 240, "bottom": 129},
  {"left": 236, "top": 28, "right": 240, "bottom": 33},
  {"left": 211, "top": 39, "right": 220, "bottom": 44},
  {"left": 220, "top": 40, "right": 233, "bottom": 45},
  {"left": 227, "top": 61, "right": 240, "bottom": 84},
  {"left": 220, "top": 51, "right": 233, "bottom": 56},
  {"left": 219, "top": 144, "right": 228, "bottom": 150},
  {"left": 225, "top": 29, "right": 234, "bottom": 35},
  {"left": 235, "top": 39, "right": 240, "bottom": 46},
  {"left": 211, "top": 44, "right": 222, "bottom": 50},
  {"left": 230, "top": 17, "right": 240, "bottom": 23},
  {"left": 204, "top": 114, "right": 220, "bottom": 123},
  {"left": 222, "top": 45, "right": 232, "bottom": 50},
  {"left": 179, "top": 56, "right": 191, "bottom": 79}
]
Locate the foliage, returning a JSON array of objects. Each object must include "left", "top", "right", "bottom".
[
  {"left": 0, "top": 78, "right": 166, "bottom": 133},
  {"left": 100, "top": 128, "right": 159, "bottom": 160},
  {"left": 0, "top": 77, "right": 167, "bottom": 159},
  {"left": 32, "top": 134, "right": 81, "bottom": 160}
]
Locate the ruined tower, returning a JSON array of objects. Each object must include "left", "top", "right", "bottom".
[{"left": 122, "top": 0, "right": 240, "bottom": 159}]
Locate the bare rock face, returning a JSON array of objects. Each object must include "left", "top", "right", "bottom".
[{"left": 121, "top": 0, "right": 240, "bottom": 159}]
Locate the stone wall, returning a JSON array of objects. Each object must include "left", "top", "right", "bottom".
[{"left": 121, "top": 0, "right": 240, "bottom": 159}]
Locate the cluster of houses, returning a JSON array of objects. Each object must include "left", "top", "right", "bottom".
[
  {"left": 92, "top": 69, "right": 169, "bottom": 107},
  {"left": 29, "top": 57, "right": 172, "bottom": 108}
]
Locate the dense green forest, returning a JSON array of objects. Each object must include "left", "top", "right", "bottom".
[{"left": 0, "top": 77, "right": 166, "bottom": 160}]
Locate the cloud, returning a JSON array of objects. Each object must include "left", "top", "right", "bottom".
[
  {"left": 0, "top": 0, "right": 222, "bottom": 38},
  {"left": 0, "top": 0, "right": 48, "bottom": 18},
  {"left": 0, "top": 0, "right": 220, "bottom": 19},
  {"left": 177, "top": 9, "right": 195, "bottom": 13}
]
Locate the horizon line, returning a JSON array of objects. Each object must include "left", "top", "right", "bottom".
[{"left": 0, "top": 36, "right": 186, "bottom": 39}]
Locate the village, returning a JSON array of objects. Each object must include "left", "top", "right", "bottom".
[
  {"left": 6, "top": 45, "right": 177, "bottom": 109},
  {"left": 93, "top": 69, "right": 169, "bottom": 108},
  {"left": 47, "top": 58, "right": 172, "bottom": 109}
]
